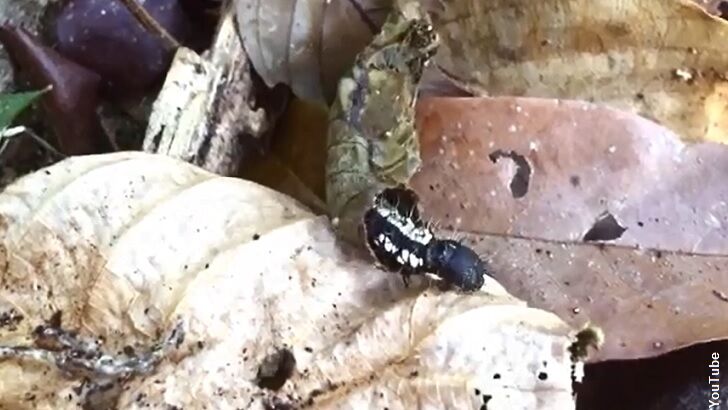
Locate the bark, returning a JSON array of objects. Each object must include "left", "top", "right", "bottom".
[{"left": 143, "top": 8, "right": 286, "bottom": 176}]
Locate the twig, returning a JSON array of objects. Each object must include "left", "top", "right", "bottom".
[
  {"left": 0, "top": 126, "right": 66, "bottom": 160},
  {"left": 116, "top": 0, "right": 182, "bottom": 50},
  {"left": 0, "top": 315, "right": 185, "bottom": 408},
  {"left": 0, "top": 318, "right": 185, "bottom": 380}
]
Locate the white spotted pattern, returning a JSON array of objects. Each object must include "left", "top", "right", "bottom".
[
  {"left": 375, "top": 204, "right": 433, "bottom": 245},
  {"left": 375, "top": 233, "right": 399, "bottom": 255},
  {"left": 409, "top": 253, "right": 422, "bottom": 268}
]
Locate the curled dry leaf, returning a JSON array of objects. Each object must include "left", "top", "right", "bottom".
[
  {"left": 426, "top": 0, "right": 728, "bottom": 142},
  {"left": 0, "top": 152, "right": 587, "bottom": 409},
  {"left": 326, "top": 1, "right": 437, "bottom": 243},
  {"left": 236, "top": 0, "right": 392, "bottom": 103},
  {"left": 409, "top": 96, "right": 728, "bottom": 361}
]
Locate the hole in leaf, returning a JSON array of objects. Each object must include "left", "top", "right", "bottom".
[
  {"left": 570, "top": 175, "right": 581, "bottom": 187},
  {"left": 488, "top": 150, "right": 531, "bottom": 198},
  {"left": 256, "top": 348, "right": 296, "bottom": 391},
  {"left": 583, "top": 212, "right": 627, "bottom": 242}
]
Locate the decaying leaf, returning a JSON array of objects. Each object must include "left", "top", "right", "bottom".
[
  {"left": 409, "top": 96, "right": 728, "bottom": 361},
  {"left": 0, "top": 314, "right": 185, "bottom": 410},
  {"left": 236, "top": 0, "right": 393, "bottom": 103},
  {"left": 326, "top": 1, "right": 438, "bottom": 243},
  {"left": 426, "top": 0, "right": 728, "bottom": 142},
  {"left": 0, "top": 152, "right": 590, "bottom": 409}
]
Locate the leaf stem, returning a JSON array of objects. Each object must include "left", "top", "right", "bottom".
[
  {"left": 0, "top": 126, "right": 66, "bottom": 159},
  {"left": 116, "top": 0, "right": 182, "bottom": 50}
]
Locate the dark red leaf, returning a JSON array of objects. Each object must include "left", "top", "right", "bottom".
[{"left": 0, "top": 25, "right": 110, "bottom": 155}]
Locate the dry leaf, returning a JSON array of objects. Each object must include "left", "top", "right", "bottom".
[
  {"left": 326, "top": 1, "right": 437, "bottom": 243},
  {"left": 236, "top": 0, "right": 392, "bottom": 103},
  {"left": 425, "top": 0, "right": 728, "bottom": 142},
  {"left": 409, "top": 96, "right": 728, "bottom": 361},
  {"left": 242, "top": 98, "right": 329, "bottom": 213},
  {"left": 0, "top": 152, "right": 589, "bottom": 409}
]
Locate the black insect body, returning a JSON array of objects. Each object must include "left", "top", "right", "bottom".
[
  {"left": 363, "top": 187, "right": 489, "bottom": 291},
  {"left": 425, "top": 240, "right": 486, "bottom": 291},
  {"left": 363, "top": 188, "right": 432, "bottom": 284}
]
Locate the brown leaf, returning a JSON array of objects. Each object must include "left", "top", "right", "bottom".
[
  {"left": 410, "top": 96, "right": 728, "bottom": 361},
  {"left": 414, "top": 97, "right": 728, "bottom": 253},
  {"left": 236, "top": 0, "right": 393, "bottom": 103},
  {"left": 426, "top": 0, "right": 728, "bottom": 143},
  {"left": 418, "top": 65, "right": 474, "bottom": 98},
  {"left": 242, "top": 98, "right": 329, "bottom": 212},
  {"left": 0, "top": 25, "right": 110, "bottom": 155}
]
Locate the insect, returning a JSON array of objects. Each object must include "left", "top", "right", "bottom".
[{"left": 363, "top": 187, "right": 489, "bottom": 291}]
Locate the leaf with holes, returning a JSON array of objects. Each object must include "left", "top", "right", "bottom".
[
  {"left": 409, "top": 96, "right": 728, "bottom": 362},
  {"left": 425, "top": 0, "right": 728, "bottom": 142},
  {"left": 235, "top": 0, "right": 392, "bottom": 103},
  {"left": 0, "top": 152, "right": 594, "bottom": 409}
]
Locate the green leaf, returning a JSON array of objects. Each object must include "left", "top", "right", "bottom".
[{"left": 0, "top": 86, "right": 51, "bottom": 131}]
